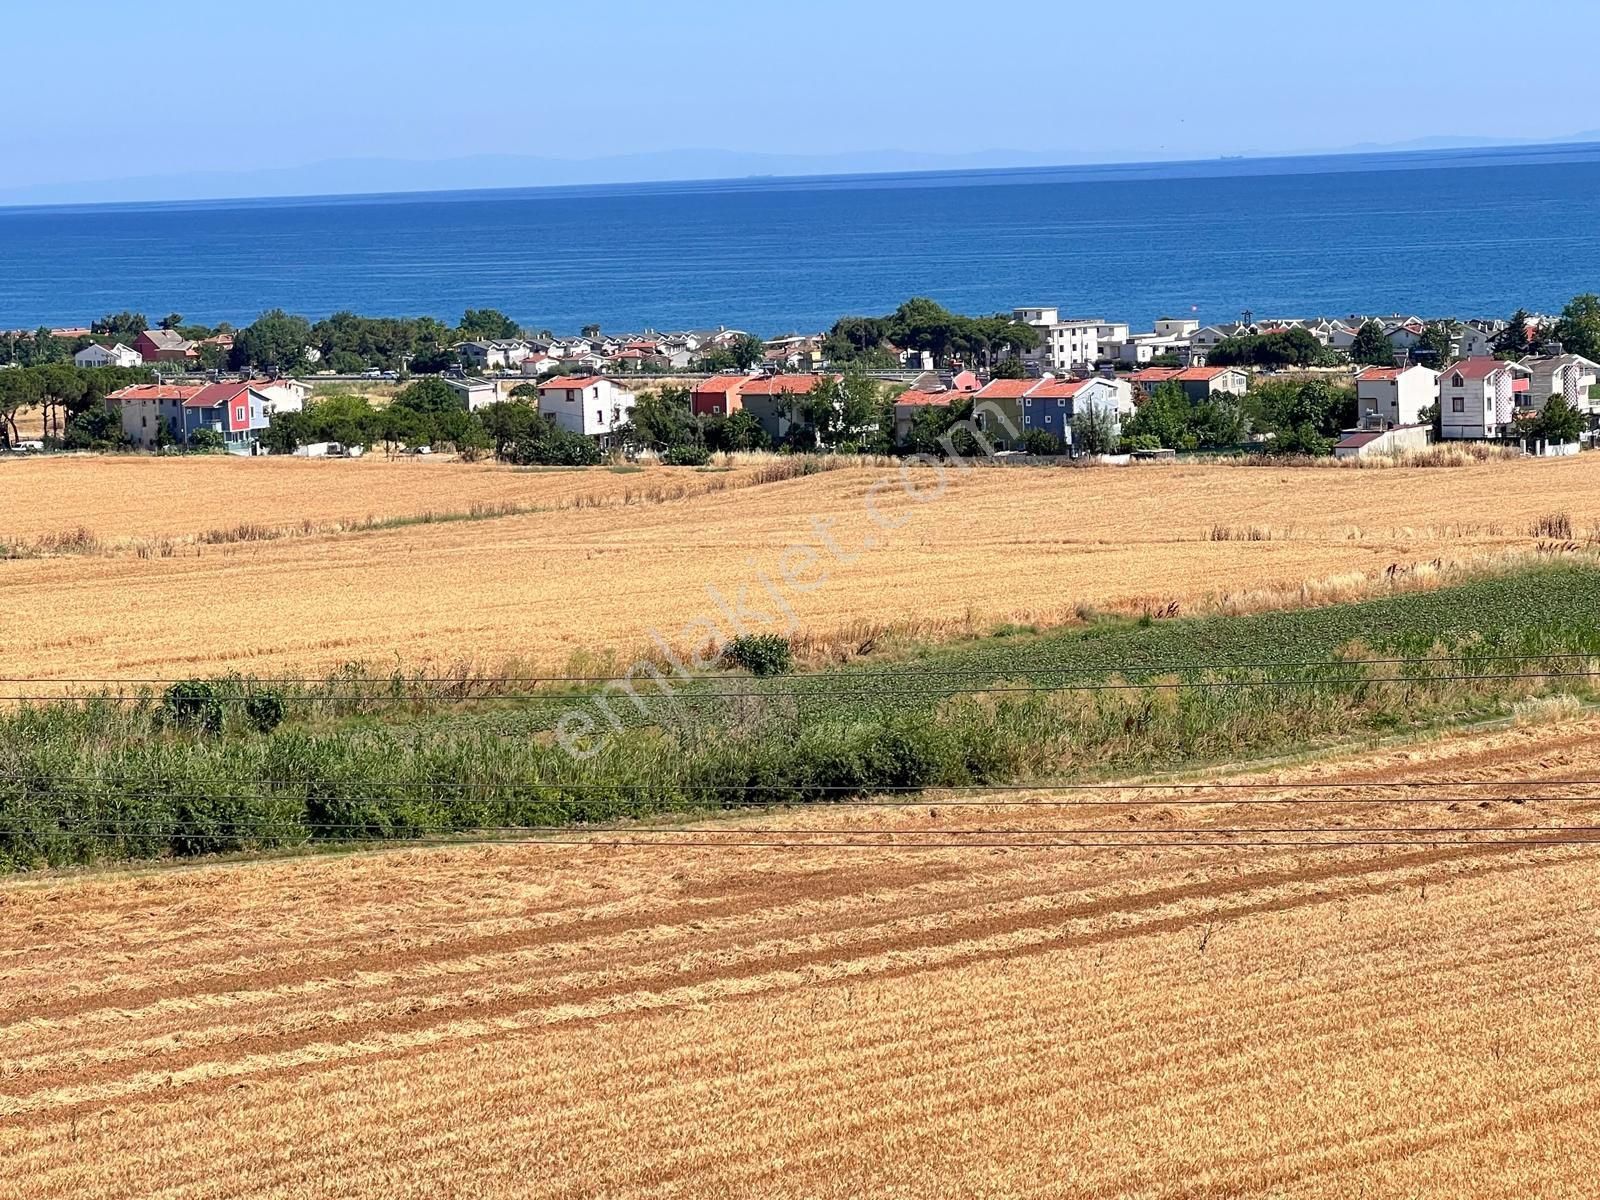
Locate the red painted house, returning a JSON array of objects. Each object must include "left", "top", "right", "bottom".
[
  {"left": 133, "top": 329, "right": 200, "bottom": 363},
  {"left": 690, "top": 374, "right": 750, "bottom": 417}
]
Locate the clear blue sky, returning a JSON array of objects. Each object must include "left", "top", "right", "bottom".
[{"left": 8, "top": 0, "right": 1600, "bottom": 195}]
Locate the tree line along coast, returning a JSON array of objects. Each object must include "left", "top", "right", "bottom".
[{"left": 3, "top": 295, "right": 1599, "bottom": 463}]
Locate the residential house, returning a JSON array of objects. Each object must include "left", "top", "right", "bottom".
[
  {"left": 1013, "top": 307, "right": 1105, "bottom": 372},
  {"left": 182, "top": 381, "right": 276, "bottom": 451},
  {"left": 104, "top": 383, "right": 200, "bottom": 448},
  {"left": 1455, "top": 325, "right": 1494, "bottom": 358},
  {"left": 537, "top": 376, "right": 637, "bottom": 445},
  {"left": 1355, "top": 364, "right": 1439, "bottom": 427},
  {"left": 458, "top": 340, "right": 531, "bottom": 371},
  {"left": 646, "top": 346, "right": 695, "bottom": 371},
  {"left": 1333, "top": 424, "right": 1432, "bottom": 460},
  {"left": 251, "top": 378, "right": 311, "bottom": 416},
  {"left": 1018, "top": 377, "right": 1134, "bottom": 450},
  {"left": 690, "top": 375, "right": 750, "bottom": 418},
  {"left": 1437, "top": 357, "right": 1533, "bottom": 440},
  {"left": 1117, "top": 318, "right": 1201, "bottom": 365},
  {"left": 890, "top": 372, "right": 981, "bottom": 443},
  {"left": 892, "top": 388, "right": 957, "bottom": 443},
  {"left": 1522, "top": 353, "right": 1600, "bottom": 415},
  {"left": 1127, "top": 366, "right": 1248, "bottom": 403},
  {"left": 736, "top": 374, "right": 834, "bottom": 444},
  {"left": 520, "top": 352, "right": 560, "bottom": 376},
  {"left": 763, "top": 335, "right": 827, "bottom": 373},
  {"left": 133, "top": 329, "right": 199, "bottom": 364},
  {"left": 1380, "top": 317, "right": 1428, "bottom": 351},
  {"left": 1325, "top": 320, "right": 1365, "bottom": 352},
  {"left": 966, "top": 378, "right": 1037, "bottom": 449},
  {"left": 74, "top": 342, "right": 143, "bottom": 369},
  {"left": 445, "top": 377, "right": 499, "bottom": 411}
]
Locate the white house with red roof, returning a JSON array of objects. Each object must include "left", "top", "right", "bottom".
[
  {"left": 1356, "top": 364, "right": 1438, "bottom": 427},
  {"left": 1438, "top": 357, "right": 1532, "bottom": 440},
  {"left": 536, "top": 376, "right": 637, "bottom": 444}
]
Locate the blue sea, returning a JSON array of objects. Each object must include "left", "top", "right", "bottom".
[{"left": 5, "top": 143, "right": 1600, "bottom": 334}]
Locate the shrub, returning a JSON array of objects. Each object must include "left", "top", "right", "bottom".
[
  {"left": 163, "top": 680, "right": 223, "bottom": 734},
  {"left": 244, "top": 691, "right": 286, "bottom": 734},
  {"left": 721, "top": 634, "right": 794, "bottom": 676},
  {"left": 662, "top": 444, "right": 712, "bottom": 466}
]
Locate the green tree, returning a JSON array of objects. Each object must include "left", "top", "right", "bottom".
[
  {"left": 1418, "top": 322, "right": 1455, "bottom": 364},
  {"left": 63, "top": 406, "right": 128, "bottom": 450},
  {"left": 1349, "top": 321, "right": 1395, "bottom": 366},
  {"left": 617, "top": 385, "right": 696, "bottom": 453},
  {"left": 703, "top": 409, "right": 771, "bottom": 453},
  {"left": 1122, "top": 381, "right": 1194, "bottom": 450},
  {"left": 1210, "top": 327, "right": 1326, "bottom": 367},
  {"left": 1534, "top": 394, "right": 1587, "bottom": 444},
  {"left": 1020, "top": 428, "right": 1062, "bottom": 455},
  {"left": 457, "top": 309, "right": 520, "bottom": 341},
  {"left": 989, "top": 358, "right": 1027, "bottom": 380},
  {"left": 92, "top": 311, "right": 148, "bottom": 339},
  {"left": 159, "top": 313, "right": 184, "bottom": 330},
  {"left": 231, "top": 310, "right": 311, "bottom": 373},
  {"left": 35, "top": 363, "right": 87, "bottom": 443},
  {"left": 581, "top": 324, "right": 602, "bottom": 341},
  {"left": 728, "top": 334, "right": 764, "bottom": 371},
  {"left": 1194, "top": 394, "right": 1251, "bottom": 447},
  {"left": 303, "top": 393, "right": 381, "bottom": 448},
  {"left": 0, "top": 370, "right": 41, "bottom": 448},
  {"left": 785, "top": 373, "right": 883, "bottom": 450},
  {"left": 187, "top": 427, "right": 226, "bottom": 452},
  {"left": 391, "top": 376, "right": 465, "bottom": 417},
  {"left": 1553, "top": 294, "right": 1600, "bottom": 361},
  {"left": 1494, "top": 309, "right": 1533, "bottom": 359}
]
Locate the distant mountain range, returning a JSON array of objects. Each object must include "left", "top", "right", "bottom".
[{"left": 6, "top": 133, "right": 1600, "bottom": 208}]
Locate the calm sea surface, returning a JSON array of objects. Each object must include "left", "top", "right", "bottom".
[{"left": 4, "top": 145, "right": 1600, "bottom": 333}]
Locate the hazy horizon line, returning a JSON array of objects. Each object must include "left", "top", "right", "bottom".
[{"left": 6, "top": 132, "right": 1600, "bottom": 214}]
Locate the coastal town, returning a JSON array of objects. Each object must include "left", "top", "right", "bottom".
[{"left": 2, "top": 299, "right": 1597, "bottom": 461}]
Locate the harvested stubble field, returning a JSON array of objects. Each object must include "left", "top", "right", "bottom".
[
  {"left": 6, "top": 715, "right": 1600, "bottom": 1198},
  {"left": 2, "top": 455, "right": 1600, "bottom": 682}
]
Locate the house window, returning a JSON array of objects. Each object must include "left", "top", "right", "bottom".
[
  {"left": 1452, "top": 397, "right": 1465, "bottom": 413},
  {"left": 1452, "top": 373, "right": 1464, "bottom": 387},
  {"left": 595, "top": 410, "right": 602, "bottom": 424}
]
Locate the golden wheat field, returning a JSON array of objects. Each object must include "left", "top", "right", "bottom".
[
  {"left": 6, "top": 715, "right": 1600, "bottom": 1198},
  {"left": 2, "top": 454, "right": 1599, "bottom": 680}
]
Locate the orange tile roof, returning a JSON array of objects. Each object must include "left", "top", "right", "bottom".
[
  {"left": 540, "top": 375, "right": 603, "bottom": 389},
  {"left": 693, "top": 374, "right": 749, "bottom": 396},
  {"left": 739, "top": 374, "right": 832, "bottom": 397},
  {"left": 1029, "top": 379, "right": 1093, "bottom": 399},
  {"left": 973, "top": 378, "right": 1039, "bottom": 399},
  {"left": 894, "top": 389, "right": 958, "bottom": 408},
  {"left": 106, "top": 384, "right": 205, "bottom": 402}
]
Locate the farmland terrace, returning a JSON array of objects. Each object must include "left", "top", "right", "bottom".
[
  {"left": 2, "top": 454, "right": 1600, "bottom": 682},
  {"left": 6, "top": 715, "right": 1600, "bottom": 1198}
]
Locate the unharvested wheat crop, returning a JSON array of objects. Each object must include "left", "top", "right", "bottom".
[
  {"left": 3, "top": 455, "right": 1600, "bottom": 680},
  {"left": 6, "top": 717, "right": 1600, "bottom": 1198}
]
